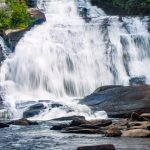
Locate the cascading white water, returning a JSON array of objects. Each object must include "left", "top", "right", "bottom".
[{"left": 0, "top": 0, "right": 150, "bottom": 119}]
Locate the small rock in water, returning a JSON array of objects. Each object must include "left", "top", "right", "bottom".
[
  {"left": 70, "top": 118, "right": 89, "bottom": 127},
  {"left": 105, "top": 126, "right": 122, "bottom": 137},
  {"left": 51, "top": 103, "right": 63, "bottom": 108},
  {"left": 77, "top": 144, "right": 115, "bottom": 150},
  {"left": 8, "top": 118, "right": 38, "bottom": 126},
  {"left": 0, "top": 122, "right": 9, "bottom": 128}
]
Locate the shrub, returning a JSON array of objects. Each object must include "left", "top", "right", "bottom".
[{"left": 0, "top": 0, "right": 34, "bottom": 29}]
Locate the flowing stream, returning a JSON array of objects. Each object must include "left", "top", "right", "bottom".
[{"left": 0, "top": 0, "right": 150, "bottom": 120}]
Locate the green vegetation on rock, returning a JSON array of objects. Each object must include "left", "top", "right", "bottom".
[
  {"left": 0, "top": 0, "right": 34, "bottom": 29},
  {"left": 91, "top": 0, "right": 150, "bottom": 15}
]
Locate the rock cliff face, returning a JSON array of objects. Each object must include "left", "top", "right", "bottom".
[{"left": 80, "top": 85, "right": 150, "bottom": 118}]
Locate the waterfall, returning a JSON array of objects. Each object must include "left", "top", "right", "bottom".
[{"left": 0, "top": 0, "right": 150, "bottom": 119}]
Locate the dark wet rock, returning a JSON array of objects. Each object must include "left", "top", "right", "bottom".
[
  {"left": 122, "top": 129, "right": 150, "bottom": 137},
  {"left": 94, "top": 85, "right": 123, "bottom": 93},
  {"left": 0, "top": 122, "right": 9, "bottom": 128},
  {"left": 105, "top": 127, "right": 122, "bottom": 137},
  {"left": 79, "top": 124, "right": 100, "bottom": 129},
  {"left": 129, "top": 76, "right": 146, "bottom": 86},
  {"left": 8, "top": 118, "right": 38, "bottom": 126},
  {"left": 51, "top": 103, "right": 63, "bottom": 108},
  {"left": 7, "top": 29, "right": 28, "bottom": 50},
  {"left": 64, "top": 126, "right": 85, "bottom": 131},
  {"left": 129, "top": 112, "right": 150, "bottom": 121},
  {"left": 23, "top": 103, "right": 46, "bottom": 118},
  {"left": 38, "top": 100, "right": 52, "bottom": 103},
  {"left": 50, "top": 124, "right": 69, "bottom": 130},
  {"left": 0, "top": 30, "right": 11, "bottom": 49},
  {"left": 0, "top": 95, "right": 3, "bottom": 104},
  {"left": 70, "top": 118, "right": 112, "bottom": 127},
  {"left": 77, "top": 144, "right": 115, "bottom": 150},
  {"left": 51, "top": 115, "right": 85, "bottom": 121},
  {"left": 62, "top": 128, "right": 104, "bottom": 134},
  {"left": 70, "top": 118, "right": 89, "bottom": 127},
  {"left": 81, "top": 85, "right": 150, "bottom": 118},
  {"left": 51, "top": 118, "right": 112, "bottom": 135},
  {"left": 0, "top": 45, "right": 5, "bottom": 64}
]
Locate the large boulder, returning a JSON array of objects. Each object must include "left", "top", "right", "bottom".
[{"left": 80, "top": 85, "right": 150, "bottom": 118}]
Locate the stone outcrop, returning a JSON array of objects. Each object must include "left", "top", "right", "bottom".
[{"left": 80, "top": 85, "right": 150, "bottom": 118}]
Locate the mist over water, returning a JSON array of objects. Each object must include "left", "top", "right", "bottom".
[{"left": 0, "top": 0, "right": 150, "bottom": 119}]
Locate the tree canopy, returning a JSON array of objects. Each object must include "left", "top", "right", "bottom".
[{"left": 91, "top": 0, "right": 150, "bottom": 15}]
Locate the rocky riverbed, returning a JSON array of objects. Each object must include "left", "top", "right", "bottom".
[{"left": 0, "top": 117, "right": 150, "bottom": 150}]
